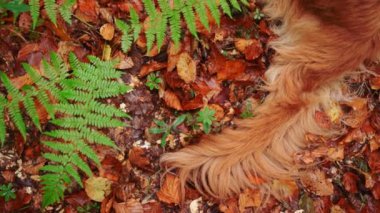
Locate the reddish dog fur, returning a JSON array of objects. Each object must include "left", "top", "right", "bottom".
[{"left": 161, "top": 0, "right": 380, "bottom": 200}]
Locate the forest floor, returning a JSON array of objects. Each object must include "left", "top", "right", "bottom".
[{"left": 1, "top": 1, "right": 380, "bottom": 212}]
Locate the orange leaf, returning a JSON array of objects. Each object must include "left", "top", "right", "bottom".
[
  {"left": 100, "top": 23, "right": 115, "bottom": 41},
  {"left": 156, "top": 174, "right": 181, "bottom": 204},
  {"left": 139, "top": 61, "right": 167, "bottom": 77},
  {"left": 176, "top": 52, "right": 196, "bottom": 83},
  {"left": 128, "top": 147, "right": 150, "bottom": 170},
  {"left": 163, "top": 90, "right": 182, "bottom": 111}
]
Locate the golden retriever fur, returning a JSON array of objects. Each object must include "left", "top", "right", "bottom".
[{"left": 161, "top": 0, "right": 380, "bottom": 199}]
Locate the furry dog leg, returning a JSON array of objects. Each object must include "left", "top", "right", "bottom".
[{"left": 161, "top": 0, "right": 380, "bottom": 199}]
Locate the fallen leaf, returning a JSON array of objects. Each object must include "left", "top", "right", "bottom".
[
  {"left": 113, "top": 52, "right": 134, "bottom": 69},
  {"left": 163, "top": 90, "right": 182, "bottom": 111},
  {"left": 156, "top": 174, "right": 181, "bottom": 204},
  {"left": 238, "top": 189, "right": 261, "bottom": 212},
  {"left": 370, "top": 77, "right": 380, "bottom": 90},
  {"left": 217, "top": 60, "right": 246, "bottom": 81},
  {"left": 301, "top": 170, "right": 334, "bottom": 196},
  {"left": 75, "top": 0, "right": 100, "bottom": 23},
  {"left": 139, "top": 61, "right": 167, "bottom": 77},
  {"left": 113, "top": 199, "right": 143, "bottom": 213},
  {"left": 369, "top": 151, "right": 380, "bottom": 174},
  {"left": 342, "top": 172, "right": 359, "bottom": 193},
  {"left": 235, "top": 38, "right": 263, "bottom": 61},
  {"left": 100, "top": 23, "right": 115, "bottom": 41},
  {"left": 176, "top": 52, "right": 197, "bottom": 83},
  {"left": 372, "top": 182, "right": 380, "bottom": 200},
  {"left": 128, "top": 147, "right": 150, "bottom": 170},
  {"left": 271, "top": 180, "right": 298, "bottom": 199},
  {"left": 142, "top": 201, "right": 163, "bottom": 213},
  {"left": 85, "top": 176, "right": 113, "bottom": 202},
  {"left": 219, "top": 198, "right": 239, "bottom": 213}
]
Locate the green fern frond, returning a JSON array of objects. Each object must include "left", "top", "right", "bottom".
[
  {"left": 71, "top": 153, "right": 93, "bottom": 177},
  {"left": 64, "top": 164, "right": 83, "bottom": 186},
  {"left": 168, "top": 8, "right": 182, "bottom": 46},
  {"left": 181, "top": 3, "right": 198, "bottom": 39},
  {"left": 76, "top": 140, "right": 100, "bottom": 166},
  {"left": 36, "top": 91, "right": 55, "bottom": 118},
  {"left": 44, "top": 0, "right": 58, "bottom": 25},
  {"left": 43, "top": 153, "right": 69, "bottom": 164},
  {"left": 8, "top": 100, "right": 27, "bottom": 140},
  {"left": 23, "top": 91, "right": 41, "bottom": 130},
  {"left": 115, "top": 19, "right": 133, "bottom": 53},
  {"left": 43, "top": 141, "right": 75, "bottom": 153},
  {"left": 29, "top": 0, "right": 40, "bottom": 29},
  {"left": 142, "top": 0, "right": 157, "bottom": 18},
  {"left": 229, "top": 0, "right": 242, "bottom": 11},
  {"left": 41, "top": 176, "right": 66, "bottom": 207},
  {"left": 129, "top": 8, "right": 141, "bottom": 41},
  {"left": 0, "top": 72, "right": 22, "bottom": 99},
  {"left": 145, "top": 19, "right": 156, "bottom": 52},
  {"left": 0, "top": 95, "right": 6, "bottom": 145},
  {"left": 40, "top": 165, "right": 65, "bottom": 173},
  {"left": 58, "top": 0, "right": 76, "bottom": 24},
  {"left": 194, "top": 1, "right": 210, "bottom": 31},
  {"left": 155, "top": 13, "right": 168, "bottom": 50},
  {"left": 205, "top": 0, "right": 221, "bottom": 26},
  {"left": 219, "top": 0, "right": 232, "bottom": 18}
]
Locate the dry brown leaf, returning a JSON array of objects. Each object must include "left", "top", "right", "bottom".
[
  {"left": 85, "top": 176, "right": 113, "bottom": 202},
  {"left": 163, "top": 90, "right": 182, "bottom": 110},
  {"left": 301, "top": 170, "right": 334, "bottom": 196},
  {"left": 342, "top": 172, "right": 359, "bottom": 193},
  {"left": 139, "top": 61, "right": 167, "bottom": 77},
  {"left": 75, "top": 0, "right": 100, "bottom": 23},
  {"left": 176, "top": 52, "right": 196, "bottom": 83},
  {"left": 370, "top": 77, "right": 380, "bottom": 90},
  {"left": 100, "top": 23, "right": 115, "bottom": 41},
  {"left": 219, "top": 198, "right": 239, "bottom": 213},
  {"left": 238, "top": 189, "right": 261, "bottom": 212},
  {"left": 167, "top": 42, "right": 182, "bottom": 72},
  {"left": 234, "top": 38, "right": 263, "bottom": 61},
  {"left": 217, "top": 60, "right": 246, "bottom": 81},
  {"left": 342, "top": 98, "right": 369, "bottom": 128},
  {"left": 114, "top": 52, "right": 134, "bottom": 70},
  {"left": 156, "top": 174, "right": 181, "bottom": 204},
  {"left": 113, "top": 199, "right": 143, "bottom": 213},
  {"left": 271, "top": 180, "right": 298, "bottom": 199},
  {"left": 128, "top": 147, "right": 150, "bottom": 170}
]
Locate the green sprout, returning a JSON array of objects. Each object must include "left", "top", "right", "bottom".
[
  {"left": 197, "top": 107, "right": 216, "bottom": 134},
  {"left": 145, "top": 72, "right": 162, "bottom": 90},
  {"left": 241, "top": 100, "right": 254, "bottom": 118},
  {"left": 253, "top": 8, "right": 265, "bottom": 20},
  {"left": 149, "top": 114, "right": 187, "bottom": 147},
  {"left": 0, "top": 183, "right": 16, "bottom": 202}
]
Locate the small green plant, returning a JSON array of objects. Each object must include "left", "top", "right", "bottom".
[
  {"left": 253, "top": 7, "right": 265, "bottom": 20},
  {"left": 116, "top": 0, "right": 249, "bottom": 53},
  {"left": 241, "top": 100, "right": 254, "bottom": 118},
  {"left": 197, "top": 107, "right": 216, "bottom": 134},
  {"left": 0, "top": 0, "right": 29, "bottom": 20},
  {"left": 0, "top": 183, "right": 16, "bottom": 202},
  {"left": 0, "top": 52, "right": 132, "bottom": 207},
  {"left": 145, "top": 72, "right": 162, "bottom": 90},
  {"left": 149, "top": 114, "right": 187, "bottom": 147},
  {"left": 29, "top": 0, "right": 76, "bottom": 29}
]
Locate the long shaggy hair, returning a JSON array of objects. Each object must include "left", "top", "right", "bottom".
[{"left": 161, "top": 0, "right": 380, "bottom": 200}]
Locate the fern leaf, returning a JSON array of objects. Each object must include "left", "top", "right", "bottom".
[
  {"left": 168, "top": 7, "right": 181, "bottom": 46},
  {"left": 42, "top": 60, "right": 57, "bottom": 80},
  {"left": 68, "top": 52, "right": 81, "bottom": 72},
  {"left": 40, "top": 164, "right": 65, "bottom": 173},
  {"left": 155, "top": 13, "right": 168, "bottom": 51},
  {"left": 36, "top": 91, "right": 55, "bottom": 119},
  {"left": 129, "top": 8, "right": 141, "bottom": 41},
  {"left": 43, "top": 141, "right": 75, "bottom": 153},
  {"left": 145, "top": 19, "right": 156, "bottom": 52},
  {"left": 142, "top": 0, "right": 157, "bottom": 18},
  {"left": 205, "top": 0, "right": 221, "bottom": 26},
  {"left": 9, "top": 100, "right": 27, "bottom": 140},
  {"left": 229, "top": 0, "right": 241, "bottom": 11},
  {"left": 71, "top": 153, "right": 93, "bottom": 177},
  {"left": 0, "top": 95, "right": 6, "bottom": 145},
  {"left": 0, "top": 72, "right": 21, "bottom": 98},
  {"left": 22, "top": 63, "right": 42, "bottom": 83},
  {"left": 29, "top": 0, "right": 40, "bottom": 29},
  {"left": 43, "top": 153, "right": 68, "bottom": 164},
  {"left": 120, "top": 32, "right": 133, "bottom": 53},
  {"left": 194, "top": 1, "right": 210, "bottom": 31},
  {"left": 181, "top": 3, "right": 198, "bottom": 39},
  {"left": 49, "top": 52, "right": 68, "bottom": 79},
  {"left": 64, "top": 164, "right": 83, "bottom": 187},
  {"left": 23, "top": 93, "right": 41, "bottom": 130},
  {"left": 58, "top": 0, "right": 76, "bottom": 24},
  {"left": 44, "top": 0, "right": 58, "bottom": 25},
  {"left": 239, "top": 0, "right": 249, "bottom": 6},
  {"left": 41, "top": 176, "right": 66, "bottom": 207},
  {"left": 80, "top": 127, "right": 117, "bottom": 148},
  {"left": 219, "top": 0, "right": 232, "bottom": 18},
  {"left": 76, "top": 140, "right": 100, "bottom": 166}
]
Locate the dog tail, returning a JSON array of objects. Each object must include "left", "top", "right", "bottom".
[{"left": 160, "top": 67, "right": 338, "bottom": 199}]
